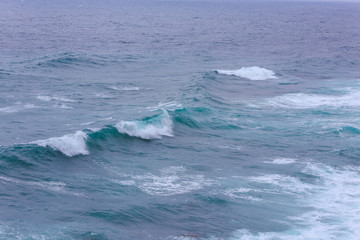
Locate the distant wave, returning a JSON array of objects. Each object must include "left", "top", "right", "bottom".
[
  {"left": 214, "top": 66, "right": 277, "bottom": 80},
  {"left": 115, "top": 110, "right": 173, "bottom": 140}
]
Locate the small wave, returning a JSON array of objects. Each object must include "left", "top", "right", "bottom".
[
  {"left": 31, "top": 131, "right": 89, "bottom": 157},
  {"left": 115, "top": 110, "right": 173, "bottom": 140},
  {"left": 214, "top": 66, "right": 278, "bottom": 80},
  {"left": 34, "top": 52, "right": 107, "bottom": 69}
]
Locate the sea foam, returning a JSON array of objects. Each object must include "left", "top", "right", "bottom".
[
  {"left": 115, "top": 110, "right": 173, "bottom": 140},
  {"left": 215, "top": 66, "right": 278, "bottom": 80},
  {"left": 131, "top": 166, "right": 213, "bottom": 196},
  {"left": 31, "top": 131, "right": 89, "bottom": 157}
]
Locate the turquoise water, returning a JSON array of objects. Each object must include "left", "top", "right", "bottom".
[{"left": 1, "top": 1, "right": 360, "bottom": 239}]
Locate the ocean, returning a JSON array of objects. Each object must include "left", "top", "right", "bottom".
[{"left": 1, "top": 0, "right": 360, "bottom": 239}]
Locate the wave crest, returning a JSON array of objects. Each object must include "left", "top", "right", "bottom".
[
  {"left": 31, "top": 131, "right": 89, "bottom": 157},
  {"left": 214, "top": 66, "right": 277, "bottom": 80}
]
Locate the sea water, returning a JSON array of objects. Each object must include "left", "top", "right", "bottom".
[{"left": 1, "top": 0, "right": 360, "bottom": 239}]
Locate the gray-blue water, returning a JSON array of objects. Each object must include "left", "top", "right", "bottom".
[{"left": 1, "top": 0, "right": 360, "bottom": 239}]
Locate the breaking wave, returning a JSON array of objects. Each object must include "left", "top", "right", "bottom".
[
  {"left": 31, "top": 131, "right": 89, "bottom": 157},
  {"left": 214, "top": 66, "right": 278, "bottom": 80},
  {"left": 115, "top": 110, "right": 173, "bottom": 140}
]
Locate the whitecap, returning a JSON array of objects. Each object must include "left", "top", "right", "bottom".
[
  {"left": 115, "top": 110, "right": 173, "bottom": 139},
  {"left": 31, "top": 130, "right": 89, "bottom": 157},
  {"left": 214, "top": 66, "right": 278, "bottom": 80}
]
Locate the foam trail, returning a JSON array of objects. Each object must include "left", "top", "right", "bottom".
[
  {"left": 115, "top": 110, "right": 173, "bottom": 139},
  {"left": 215, "top": 66, "right": 277, "bottom": 80},
  {"left": 31, "top": 131, "right": 89, "bottom": 157}
]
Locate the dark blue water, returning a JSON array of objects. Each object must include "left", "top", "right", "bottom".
[{"left": 1, "top": 1, "right": 360, "bottom": 239}]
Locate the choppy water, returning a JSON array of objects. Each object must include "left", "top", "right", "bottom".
[{"left": 1, "top": 0, "right": 360, "bottom": 239}]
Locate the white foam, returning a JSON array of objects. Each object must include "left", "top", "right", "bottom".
[
  {"left": 115, "top": 110, "right": 173, "bottom": 139},
  {"left": 215, "top": 66, "right": 278, "bottom": 80},
  {"left": 267, "top": 90, "right": 360, "bottom": 109},
  {"left": 37, "top": 95, "right": 75, "bottom": 103},
  {"left": 31, "top": 130, "right": 89, "bottom": 157},
  {"left": 264, "top": 158, "right": 296, "bottom": 164},
  {"left": 129, "top": 166, "right": 213, "bottom": 196}
]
